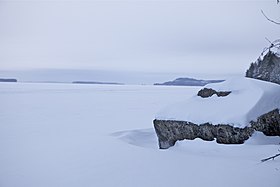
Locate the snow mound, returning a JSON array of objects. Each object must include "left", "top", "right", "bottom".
[
  {"left": 156, "top": 77, "right": 280, "bottom": 128},
  {"left": 245, "top": 132, "right": 280, "bottom": 145},
  {"left": 111, "top": 128, "right": 157, "bottom": 148}
]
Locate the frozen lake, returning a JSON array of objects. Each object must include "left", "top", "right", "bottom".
[{"left": 0, "top": 83, "right": 279, "bottom": 187}]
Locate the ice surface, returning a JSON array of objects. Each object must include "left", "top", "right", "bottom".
[
  {"left": 156, "top": 77, "right": 280, "bottom": 127},
  {"left": 0, "top": 82, "right": 279, "bottom": 187}
]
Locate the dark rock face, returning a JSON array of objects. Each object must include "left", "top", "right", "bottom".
[
  {"left": 215, "top": 125, "right": 253, "bottom": 144},
  {"left": 154, "top": 109, "right": 280, "bottom": 149},
  {"left": 251, "top": 109, "right": 280, "bottom": 136},
  {"left": 246, "top": 51, "right": 280, "bottom": 85},
  {"left": 197, "top": 88, "right": 231, "bottom": 98},
  {"left": 153, "top": 120, "right": 254, "bottom": 149}
]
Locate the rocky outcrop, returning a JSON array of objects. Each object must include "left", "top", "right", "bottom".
[
  {"left": 154, "top": 109, "right": 280, "bottom": 149},
  {"left": 251, "top": 109, "right": 280, "bottom": 136},
  {"left": 153, "top": 120, "right": 254, "bottom": 149},
  {"left": 197, "top": 88, "right": 231, "bottom": 98},
  {"left": 246, "top": 51, "right": 280, "bottom": 85}
]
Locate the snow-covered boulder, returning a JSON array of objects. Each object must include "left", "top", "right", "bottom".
[{"left": 154, "top": 78, "right": 280, "bottom": 149}]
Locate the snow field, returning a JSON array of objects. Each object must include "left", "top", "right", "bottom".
[{"left": 0, "top": 82, "right": 279, "bottom": 187}]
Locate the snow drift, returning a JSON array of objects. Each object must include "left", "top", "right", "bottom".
[{"left": 156, "top": 77, "right": 280, "bottom": 128}]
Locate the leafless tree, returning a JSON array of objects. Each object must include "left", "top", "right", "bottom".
[
  {"left": 259, "top": 1, "right": 280, "bottom": 57},
  {"left": 261, "top": 10, "right": 280, "bottom": 25},
  {"left": 259, "top": 1, "right": 280, "bottom": 163}
]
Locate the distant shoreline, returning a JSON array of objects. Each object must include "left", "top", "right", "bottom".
[{"left": 72, "top": 81, "right": 124, "bottom": 85}]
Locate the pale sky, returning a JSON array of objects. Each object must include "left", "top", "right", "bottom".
[{"left": 0, "top": 0, "right": 279, "bottom": 75}]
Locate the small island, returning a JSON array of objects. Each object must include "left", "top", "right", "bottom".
[
  {"left": 154, "top": 77, "right": 224, "bottom": 86},
  {"left": 0, "top": 78, "right": 17, "bottom": 83}
]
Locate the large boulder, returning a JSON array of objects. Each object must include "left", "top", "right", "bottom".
[
  {"left": 154, "top": 119, "right": 254, "bottom": 149},
  {"left": 154, "top": 109, "right": 280, "bottom": 149}
]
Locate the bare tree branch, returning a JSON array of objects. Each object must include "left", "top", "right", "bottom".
[
  {"left": 265, "top": 37, "right": 273, "bottom": 45},
  {"left": 259, "top": 38, "right": 280, "bottom": 56},
  {"left": 261, "top": 10, "right": 280, "bottom": 25},
  {"left": 261, "top": 150, "right": 280, "bottom": 162}
]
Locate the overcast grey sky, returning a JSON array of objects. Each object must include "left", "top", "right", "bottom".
[{"left": 0, "top": 0, "right": 279, "bottom": 75}]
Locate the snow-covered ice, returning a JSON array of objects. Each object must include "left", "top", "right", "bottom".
[
  {"left": 0, "top": 82, "right": 279, "bottom": 187},
  {"left": 156, "top": 77, "right": 280, "bottom": 127}
]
